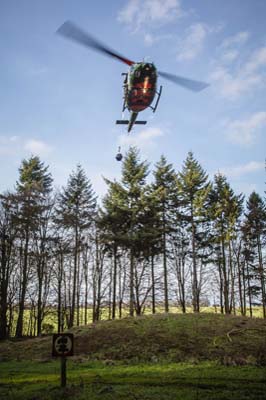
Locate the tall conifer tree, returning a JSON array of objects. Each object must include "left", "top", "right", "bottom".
[
  {"left": 102, "top": 148, "right": 150, "bottom": 316},
  {"left": 207, "top": 173, "right": 243, "bottom": 314},
  {"left": 55, "top": 164, "right": 96, "bottom": 327},
  {"left": 177, "top": 152, "right": 210, "bottom": 312},
  {"left": 15, "top": 156, "right": 53, "bottom": 337},
  {"left": 243, "top": 192, "right": 266, "bottom": 317},
  {"left": 152, "top": 155, "right": 177, "bottom": 312}
]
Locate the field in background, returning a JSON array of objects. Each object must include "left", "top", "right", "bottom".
[{"left": 8, "top": 305, "right": 264, "bottom": 336}]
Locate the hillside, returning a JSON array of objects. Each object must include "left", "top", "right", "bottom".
[{"left": 1, "top": 313, "right": 266, "bottom": 365}]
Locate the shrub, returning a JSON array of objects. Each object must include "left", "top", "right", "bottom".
[{"left": 42, "top": 323, "right": 54, "bottom": 334}]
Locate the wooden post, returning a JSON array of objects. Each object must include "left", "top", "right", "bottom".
[
  {"left": 52, "top": 333, "right": 73, "bottom": 388},
  {"left": 61, "top": 356, "right": 67, "bottom": 387}
]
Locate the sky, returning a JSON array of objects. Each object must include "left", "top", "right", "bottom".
[{"left": 0, "top": 0, "right": 266, "bottom": 202}]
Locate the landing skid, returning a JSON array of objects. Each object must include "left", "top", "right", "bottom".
[
  {"left": 116, "top": 120, "right": 147, "bottom": 125},
  {"left": 116, "top": 112, "right": 147, "bottom": 133},
  {"left": 150, "top": 85, "right": 162, "bottom": 112}
]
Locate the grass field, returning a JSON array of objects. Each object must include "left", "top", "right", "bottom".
[
  {"left": 1, "top": 313, "right": 266, "bottom": 399},
  {"left": 1, "top": 360, "right": 266, "bottom": 400}
]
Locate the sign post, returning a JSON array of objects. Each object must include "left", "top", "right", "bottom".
[
  {"left": 61, "top": 356, "right": 67, "bottom": 387},
  {"left": 52, "top": 333, "right": 74, "bottom": 388}
]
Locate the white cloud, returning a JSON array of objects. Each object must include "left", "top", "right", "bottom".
[
  {"left": 143, "top": 32, "right": 173, "bottom": 47},
  {"left": 117, "top": 0, "right": 140, "bottom": 24},
  {"left": 177, "top": 23, "right": 208, "bottom": 61},
  {"left": 0, "top": 135, "right": 20, "bottom": 156},
  {"left": 215, "top": 31, "right": 249, "bottom": 66},
  {"left": 176, "top": 22, "right": 223, "bottom": 62},
  {"left": 118, "top": 127, "right": 163, "bottom": 149},
  {"left": 24, "top": 139, "right": 53, "bottom": 156},
  {"left": 225, "top": 112, "right": 266, "bottom": 145},
  {"left": 118, "top": 0, "right": 183, "bottom": 31},
  {"left": 144, "top": 33, "right": 155, "bottom": 46},
  {"left": 10, "top": 136, "right": 19, "bottom": 142},
  {"left": 211, "top": 30, "right": 266, "bottom": 100},
  {"left": 220, "top": 31, "right": 250, "bottom": 49},
  {"left": 221, "top": 49, "right": 239, "bottom": 63},
  {"left": 28, "top": 66, "right": 48, "bottom": 76},
  {"left": 0, "top": 136, "right": 53, "bottom": 158},
  {"left": 90, "top": 173, "right": 109, "bottom": 200},
  {"left": 244, "top": 47, "right": 266, "bottom": 75},
  {"left": 220, "top": 161, "right": 265, "bottom": 178},
  {"left": 210, "top": 66, "right": 262, "bottom": 99},
  {"left": 234, "top": 182, "right": 258, "bottom": 197}
]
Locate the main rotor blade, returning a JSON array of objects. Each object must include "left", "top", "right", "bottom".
[
  {"left": 158, "top": 71, "right": 209, "bottom": 92},
  {"left": 57, "top": 21, "right": 134, "bottom": 66}
]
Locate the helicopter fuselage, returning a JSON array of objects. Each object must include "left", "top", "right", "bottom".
[
  {"left": 57, "top": 21, "right": 209, "bottom": 136},
  {"left": 125, "top": 62, "right": 157, "bottom": 112}
]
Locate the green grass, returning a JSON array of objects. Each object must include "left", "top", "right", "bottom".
[
  {"left": 0, "top": 360, "right": 266, "bottom": 400},
  {"left": 1, "top": 313, "right": 266, "bottom": 399}
]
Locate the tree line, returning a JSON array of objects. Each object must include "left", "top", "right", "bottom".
[{"left": 0, "top": 148, "right": 265, "bottom": 339}]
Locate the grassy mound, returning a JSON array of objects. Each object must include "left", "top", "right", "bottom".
[{"left": 1, "top": 313, "right": 266, "bottom": 365}]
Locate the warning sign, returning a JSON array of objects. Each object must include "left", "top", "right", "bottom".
[{"left": 52, "top": 333, "right": 74, "bottom": 357}]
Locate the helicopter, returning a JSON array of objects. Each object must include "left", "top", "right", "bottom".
[{"left": 57, "top": 21, "right": 209, "bottom": 137}]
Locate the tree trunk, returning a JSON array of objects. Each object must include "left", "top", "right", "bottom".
[
  {"left": 245, "top": 260, "right": 253, "bottom": 317},
  {"left": 257, "top": 237, "right": 266, "bottom": 318},
  {"left": 108, "top": 265, "right": 112, "bottom": 320},
  {"left": 236, "top": 242, "right": 244, "bottom": 315},
  {"left": 84, "top": 259, "right": 89, "bottom": 325},
  {"left": 129, "top": 249, "right": 134, "bottom": 317},
  {"left": 16, "top": 231, "right": 29, "bottom": 337},
  {"left": 0, "top": 233, "right": 9, "bottom": 339},
  {"left": 218, "top": 256, "right": 224, "bottom": 314},
  {"left": 70, "top": 227, "right": 79, "bottom": 328},
  {"left": 191, "top": 207, "right": 199, "bottom": 312},
  {"left": 57, "top": 252, "right": 63, "bottom": 333},
  {"left": 76, "top": 250, "right": 81, "bottom": 327},
  {"left": 229, "top": 241, "right": 235, "bottom": 314},
  {"left": 221, "top": 235, "right": 230, "bottom": 314},
  {"left": 112, "top": 245, "right": 117, "bottom": 319},
  {"left": 94, "top": 234, "right": 102, "bottom": 322},
  {"left": 37, "top": 273, "right": 43, "bottom": 336},
  {"left": 162, "top": 208, "right": 169, "bottom": 313},
  {"left": 151, "top": 252, "right": 156, "bottom": 314},
  {"left": 176, "top": 247, "right": 186, "bottom": 313}
]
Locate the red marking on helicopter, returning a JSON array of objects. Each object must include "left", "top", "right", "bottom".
[
  {"left": 125, "top": 63, "right": 157, "bottom": 114},
  {"left": 128, "top": 77, "right": 155, "bottom": 112}
]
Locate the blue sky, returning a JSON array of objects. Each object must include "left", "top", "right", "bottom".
[{"left": 1, "top": 0, "right": 265, "bottom": 201}]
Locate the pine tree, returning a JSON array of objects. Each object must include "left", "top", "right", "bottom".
[
  {"left": 177, "top": 152, "right": 210, "bottom": 312},
  {"left": 243, "top": 192, "right": 266, "bottom": 318},
  {"left": 101, "top": 147, "right": 152, "bottom": 316},
  {"left": 14, "top": 156, "right": 53, "bottom": 337},
  {"left": 207, "top": 173, "right": 243, "bottom": 314},
  {"left": 55, "top": 164, "right": 97, "bottom": 327},
  {"left": 120, "top": 148, "right": 150, "bottom": 316},
  {"left": 152, "top": 155, "right": 177, "bottom": 312},
  {"left": 137, "top": 184, "right": 163, "bottom": 314},
  {"left": 99, "top": 181, "right": 128, "bottom": 319},
  {"left": 16, "top": 156, "right": 53, "bottom": 194},
  {"left": 0, "top": 194, "right": 18, "bottom": 339}
]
